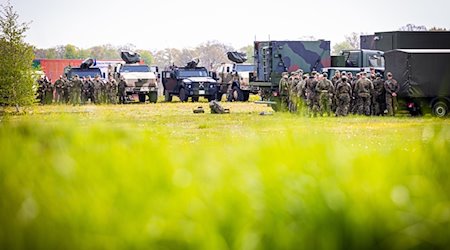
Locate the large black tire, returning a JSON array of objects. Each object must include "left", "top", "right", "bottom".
[
  {"left": 207, "top": 95, "right": 215, "bottom": 102},
  {"left": 243, "top": 91, "right": 250, "bottom": 102},
  {"left": 231, "top": 86, "right": 244, "bottom": 102},
  {"left": 216, "top": 92, "right": 223, "bottom": 102},
  {"left": 148, "top": 91, "right": 158, "bottom": 103},
  {"left": 138, "top": 94, "right": 146, "bottom": 103},
  {"left": 164, "top": 90, "right": 172, "bottom": 102},
  {"left": 432, "top": 101, "right": 448, "bottom": 117},
  {"left": 179, "top": 88, "right": 188, "bottom": 102},
  {"left": 192, "top": 96, "right": 199, "bottom": 102}
]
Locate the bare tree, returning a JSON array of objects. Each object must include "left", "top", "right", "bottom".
[{"left": 399, "top": 24, "right": 427, "bottom": 31}]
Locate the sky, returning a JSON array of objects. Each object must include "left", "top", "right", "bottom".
[{"left": 8, "top": 0, "right": 450, "bottom": 51}]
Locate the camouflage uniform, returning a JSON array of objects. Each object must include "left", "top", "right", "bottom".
[
  {"left": 278, "top": 72, "right": 289, "bottom": 111},
  {"left": 288, "top": 72, "right": 300, "bottom": 112},
  {"left": 61, "top": 76, "right": 70, "bottom": 104},
  {"left": 54, "top": 77, "right": 64, "bottom": 104},
  {"left": 70, "top": 76, "right": 82, "bottom": 105},
  {"left": 118, "top": 79, "right": 127, "bottom": 104},
  {"left": 92, "top": 77, "right": 102, "bottom": 104},
  {"left": 315, "top": 75, "right": 334, "bottom": 116},
  {"left": 304, "top": 73, "right": 319, "bottom": 117},
  {"left": 351, "top": 74, "right": 360, "bottom": 114},
  {"left": 384, "top": 73, "right": 399, "bottom": 116},
  {"left": 371, "top": 75, "right": 385, "bottom": 116},
  {"left": 81, "top": 79, "right": 90, "bottom": 104},
  {"left": 354, "top": 75, "right": 374, "bottom": 116},
  {"left": 107, "top": 78, "right": 118, "bottom": 104},
  {"left": 336, "top": 77, "right": 352, "bottom": 116},
  {"left": 44, "top": 79, "right": 53, "bottom": 104}
]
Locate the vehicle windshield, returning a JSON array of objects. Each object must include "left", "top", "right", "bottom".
[
  {"left": 69, "top": 69, "right": 102, "bottom": 79},
  {"left": 235, "top": 64, "right": 255, "bottom": 72},
  {"left": 368, "top": 55, "right": 385, "bottom": 68},
  {"left": 120, "top": 65, "right": 150, "bottom": 73},
  {"left": 178, "top": 69, "right": 208, "bottom": 78}
]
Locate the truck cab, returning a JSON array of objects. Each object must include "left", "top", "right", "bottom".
[
  {"left": 114, "top": 51, "right": 158, "bottom": 103},
  {"left": 215, "top": 63, "right": 258, "bottom": 102},
  {"left": 162, "top": 66, "right": 217, "bottom": 102}
]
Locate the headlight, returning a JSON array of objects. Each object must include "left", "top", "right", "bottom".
[
  {"left": 209, "top": 84, "right": 215, "bottom": 89},
  {"left": 188, "top": 84, "right": 192, "bottom": 89}
]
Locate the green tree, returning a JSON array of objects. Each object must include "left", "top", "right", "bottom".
[
  {"left": 64, "top": 44, "right": 78, "bottom": 59},
  {"left": 137, "top": 49, "right": 154, "bottom": 65},
  {"left": 0, "top": 1, "right": 35, "bottom": 112}
]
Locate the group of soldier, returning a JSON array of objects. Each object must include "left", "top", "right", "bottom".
[
  {"left": 279, "top": 68, "right": 400, "bottom": 117},
  {"left": 37, "top": 75, "right": 128, "bottom": 105}
]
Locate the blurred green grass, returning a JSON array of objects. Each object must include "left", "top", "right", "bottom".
[{"left": 1, "top": 104, "right": 450, "bottom": 250}]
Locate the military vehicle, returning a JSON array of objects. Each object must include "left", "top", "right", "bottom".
[
  {"left": 384, "top": 49, "right": 450, "bottom": 117},
  {"left": 250, "top": 40, "right": 331, "bottom": 110},
  {"left": 361, "top": 31, "right": 450, "bottom": 52},
  {"left": 114, "top": 51, "right": 158, "bottom": 103},
  {"left": 322, "top": 49, "right": 385, "bottom": 78},
  {"left": 215, "top": 52, "right": 258, "bottom": 101},
  {"left": 162, "top": 59, "right": 218, "bottom": 102},
  {"left": 65, "top": 58, "right": 102, "bottom": 80}
]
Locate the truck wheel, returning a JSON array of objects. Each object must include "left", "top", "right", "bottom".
[
  {"left": 148, "top": 91, "right": 158, "bottom": 103},
  {"left": 232, "top": 86, "right": 244, "bottom": 102},
  {"left": 179, "top": 88, "right": 188, "bottom": 102},
  {"left": 192, "top": 96, "right": 199, "bottom": 102},
  {"left": 432, "top": 101, "right": 448, "bottom": 117},
  {"left": 138, "top": 94, "right": 146, "bottom": 103},
  {"left": 164, "top": 90, "right": 172, "bottom": 102},
  {"left": 243, "top": 91, "right": 250, "bottom": 102},
  {"left": 207, "top": 96, "right": 215, "bottom": 102}
]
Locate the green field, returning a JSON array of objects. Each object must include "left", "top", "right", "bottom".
[{"left": 1, "top": 103, "right": 450, "bottom": 250}]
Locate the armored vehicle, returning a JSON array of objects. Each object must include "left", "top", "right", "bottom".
[
  {"left": 162, "top": 60, "right": 218, "bottom": 102},
  {"left": 114, "top": 51, "right": 158, "bottom": 103},
  {"left": 65, "top": 58, "right": 102, "bottom": 80},
  {"left": 215, "top": 52, "right": 258, "bottom": 101}
]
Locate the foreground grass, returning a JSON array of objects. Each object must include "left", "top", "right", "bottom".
[{"left": 1, "top": 104, "right": 450, "bottom": 250}]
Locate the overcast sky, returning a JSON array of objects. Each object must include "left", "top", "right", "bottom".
[{"left": 9, "top": 0, "right": 450, "bottom": 51}]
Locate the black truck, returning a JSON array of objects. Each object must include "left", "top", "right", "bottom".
[
  {"left": 361, "top": 31, "right": 450, "bottom": 52},
  {"left": 162, "top": 62, "right": 218, "bottom": 102},
  {"left": 384, "top": 49, "right": 450, "bottom": 117}
]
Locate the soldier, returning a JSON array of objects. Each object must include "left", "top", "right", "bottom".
[
  {"left": 315, "top": 73, "right": 334, "bottom": 116},
  {"left": 61, "top": 75, "right": 70, "bottom": 104},
  {"left": 227, "top": 72, "right": 240, "bottom": 102},
  {"left": 91, "top": 76, "right": 102, "bottom": 104},
  {"left": 37, "top": 76, "right": 45, "bottom": 104},
  {"left": 335, "top": 76, "right": 352, "bottom": 116},
  {"left": 304, "top": 71, "right": 319, "bottom": 117},
  {"left": 118, "top": 77, "right": 127, "bottom": 104},
  {"left": 351, "top": 73, "right": 361, "bottom": 114},
  {"left": 98, "top": 75, "right": 107, "bottom": 104},
  {"left": 331, "top": 70, "right": 341, "bottom": 87},
  {"left": 288, "top": 71, "right": 300, "bottom": 112},
  {"left": 70, "top": 75, "right": 82, "bottom": 105},
  {"left": 372, "top": 73, "right": 385, "bottom": 116},
  {"left": 384, "top": 72, "right": 400, "bottom": 116},
  {"left": 54, "top": 76, "right": 65, "bottom": 104},
  {"left": 354, "top": 72, "right": 374, "bottom": 116},
  {"left": 87, "top": 77, "right": 95, "bottom": 104},
  {"left": 278, "top": 72, "right": 289, "bottom": 111},
  {"left": 81, "top": 77, "right": 90, "bottom": 104},
  {"left": 44, "top": 77, "right": 53, "bottom": 104},
  {"left": 107, "top": 75, "right": 118, "bottom": 104}
]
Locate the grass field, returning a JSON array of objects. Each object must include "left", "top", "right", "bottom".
[{"left": 1, "top": 103, "right": 450, "bottom": 250}]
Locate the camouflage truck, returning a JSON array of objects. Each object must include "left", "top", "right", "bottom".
[
  {"left": 114, "top": 51, "right": 158, "bottom": 103},
  {"left": 250, "top": 40, "right": 331, "bottom": 110},
  {"left": 322, "top": 49, "right": 385, "bottom": 78},
  {"left": 215, "top": 59, "right": 258, "bottom": 102},
  {"left": 162, "top": 60, "right": 218, "bottom": 102}
]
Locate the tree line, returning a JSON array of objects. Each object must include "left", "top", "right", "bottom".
[{"left": 34, "top": 42, "right": 254, "bottom": 71}]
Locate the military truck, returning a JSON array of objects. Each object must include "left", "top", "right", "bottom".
[
  {"left": 65, "top": 58, "right": 102, "bottom": 80},
  {"left": 215, "top": 52, "right": 258, "bottom": 101},
  {"left": 384, "top": 49, "right": 450, "bottom": 117},
  {"left": 322, "top": 49, "right": 385, "bottom": 78},
  {"left": 114, "top": 51, "right": 158, "bottom": 103},
  {"left": 361, "top": 31, "right": 450, "bottom": 52},
  {"left": 250, "top": 40, "right": 331, "bottom": 109},
  {"left": 162, "top": 60, "right": 218, "bottom": 102}
]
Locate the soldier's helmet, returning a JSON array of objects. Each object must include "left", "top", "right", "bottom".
[
  {"left": 323, "top": 72, "right": 328, "bottom": 78},
  {"left": 311, "top": 71, "right": 317, "bottom": 76},
  {"left": 342, "top": 75, "right": 348, "bottom": 81},
  {"left": 282, "top": 72, "right": 289, "bottom": 78},
  {"left": 376, "top": 73, "right": 382, "bottom": 78}
]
